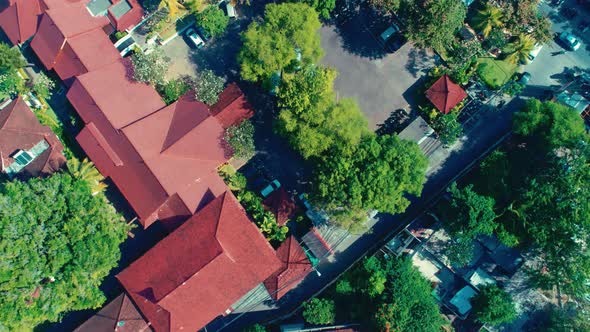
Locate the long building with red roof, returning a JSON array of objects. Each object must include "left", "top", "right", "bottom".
[
  {"left": 117, "top": 192, "right": 283, "bottom": 332},
  {"left": 264, "top": 236, "right": 313, "bottom": 300}
]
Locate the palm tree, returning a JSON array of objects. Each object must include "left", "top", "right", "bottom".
[
  {"left": 159, "top": 0, "right": 185, "bottom": 18},
  {"left": 506, "top": 34, "right": 535, "bottom": 64},
  {"left": 472, "top": 3, "right": 504, "bottom": 38},
  {"left": 67, "top": 158, "right": 107, "bottom": 194}
]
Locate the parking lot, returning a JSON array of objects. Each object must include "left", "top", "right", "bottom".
[{"left": 321, "top": 4, "right": 438, "bottom": 130}]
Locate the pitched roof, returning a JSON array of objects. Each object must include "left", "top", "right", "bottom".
[
  {"left": 0, "top": 0, "right": 42, "bottom": 45},
  {"left": 425, "top": 74, "right": 467, "bottom": 114},
  {"left": 29, "top": 3, "right": 119, "bottom": 84},
  {"left": 263, "top": 187, "right": 297, "bottom": 226},
  {"left": 0, "top": 97, "right": 66, "bottom": 178},
  {"left": 107, "top": 0, "right": 144, "bottom": 31},
  {"left": 121, "top": 93, "right": 231, "bottom": 221},
  {"left": 74, "top": 293, "right": 152, "bottom": 332},
  {"left": 210, "top": 83, "right": 255, "bottom": 129},
  {"left": 117, "top": 192, "right": 282, "bottom": 332},
  {"left": 264, "top": 236, "right": 312, "bottom": 300}
]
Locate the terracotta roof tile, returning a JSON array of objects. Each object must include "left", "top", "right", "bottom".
[
  {"left": 425, "top": 74, "right": 467, "bottom": 114},
  {"left": 117, "top": 192, "right": 282, "bottom": 332},
  {"left": 0, "top": 0, "right": 41, "bottom": 45},
  {"left": 210, "top": 83, "right": 255, "bottom": 129},
  {"left": 264, "top": 236, "right": 312, "bottom": 300},
  {"left": 263, "top": 187, "right": 297, "bottom": 226},
  {"left": 74, "top": 293, "right": 152, "bottom": 332}
]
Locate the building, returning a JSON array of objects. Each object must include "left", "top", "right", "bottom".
[
  {"left": 264, "top": 236, "right": 313, "bottom": 301},
  {"left": 0, "top": 0, "right": 143, "bottom": 46},
  {"left": 74, "top": 293, "right": 152, "bottom": 332},
  {"left": 117, "top": 192, "right": 282, "bottom": 332},
  {"left": 0, "top": 97, "right": 66, "bottom": 179},
  {"left": 426, "top": 74, "right": 468, "bottom": 114},
  {"left": 556, "top": 90, "right": 590, "bottom": 115},
  {"left": 263, "top": 187, "right": 298, "bottom": 226},
  {"left": 398, "top": 115, "right": 438, "bottom": 154}
]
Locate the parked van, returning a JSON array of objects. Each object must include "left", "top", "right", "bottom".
[{"left": 226, "top": 1, "right": 236, "bottom": 18}]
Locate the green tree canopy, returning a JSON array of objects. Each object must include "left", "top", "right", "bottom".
[
  {"left": 0, "top": 42, "right": 25, "bottom": 73},
  {"left": 225, "top": 120, "right": 256, "bottom": 160},
  {"left": 196, "top": 6, "right": 229, "bottom": 37},
  {"left": 0, "top": 173, "right": 129, "bottom": 330},
  {"left": 238, "top": 3, "right": 323, "bottom": 82},
  {"left": 505, "top": 33, "right": 535, "bottom": 64},
  {"left": 242, "top": 324, "right": 268, "bottom": 332},
  {"left": 369, "top": 0, "right": 401, "bottom": 13},
  {"left": 472, "top": 284, "right": 517, "bottom": 326},
  {"left": 294, "top": 0, "right": 336, "bottom": 19},
  {"left": 313, "top": 135, "right": 427, "bottom": 231},
  {"left": 303, "top": 298, "right": 336, "bottom": 325},
  {"left": 399, "top": 0, "right": 466, "bottom": 51},
  {"left": 471, "top": 3, "right": 504, "bottom": 38},
  {"left": 432, "top": 112, "right": 463, "bottom": 147},
  {"left": 276, "top": 66, "right": 369, "bottom": 159},
  {"left": 513, "top": 99, "right": 586, "bottom": 150}
]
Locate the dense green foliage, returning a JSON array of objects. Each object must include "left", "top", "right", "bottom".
[
  {"left": 131, "top": 47, "right": 170, "bottom": 86},
  {"left": 399, "top": 0, "right": 466, "bottom": 51},
  {"left": 294, "top": 0, "right": 336, "bottom": 19},
  {"left": 471, "top": 3, "right": 504, "bottom": 37},
  {"left": 332, "top": 256, "right": 445, "bottom": 331},
  {"left": 32, "top": 73, "right": 56, "bottom": 100},
  {"left": 369, "top": 0, "right": 400, "bottom": 13},
  {"left": 242, "top": 324, "right": 268, "bottom": 332},
  {"left": 313, "top": 135, "right": 427, "bottom": 231},
  {"left": 472, "top": 284, "right": 517, "bottom": 326},
  {"left": 432, "top": 112, "right": 463, "bottom": 146},
  {"left": 193, "top": 69, "right": 225, "bottom": 105},
  {"left": 0, "top": 70, "right": 25, "bottom": 98},
  {"left": 0, "top": 42, "right": 25, "bottom": 73},
  {"left": 513, "top": 99, "right": 586, "bottom": 150},
  {"left": 195, "top": 6, "right": 229, "bottom": 37},
  {"left": 0, "top": 173, "right": 129, "bottom": 330},
  {"left": 276, "top": 66, "right": 369, "bottom": 159},
  {"left": 238, "top": 3, "right": 322, "bottom": 82},
  {"left": 225, "top": 120, "right": 256, "bottom": 160},
  {"left": 157, "top": 77, "right": 190, "bottom": 104},
  {"left": 303, "top": 298, "right": 336, "bottom": 325},
  {"left": 237, "top": 191, "right": 288, "bottom": 242}
]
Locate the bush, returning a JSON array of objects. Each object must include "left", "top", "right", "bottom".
[
  {"left": 32, "top": 72, "right": 56, "bottom": 100},
  {"left": 193, "top": 69, "right": 225, "bottom": 105},
  {"left": 242, "top": 324, "right": 267, "bottom": 332},
  {"left": 432, "top": 112, "right": 463, "bottom": 147},
  {"left": 504, "top": 81, "right": 524, "bottom": 96},
  {"left": 131, "top": 47, "right": 170, "bottom": 86},
  {"left": 157, "top": 78, "right": 190, "bottom": 104},
  {"left": 472, "top": 284, "right": 517, "bottom": 326},
  {"left": 303, "top": 298, "right": 336, "bottom": 325},
  {"left": 224, "top": 120, "right": 255, "bottom": 160},
  {"left": 114, "top": 31, "right": 128, "bottom": 41},
  {"left": 237, "top": 190, "right": 288, "bottom": 242}
]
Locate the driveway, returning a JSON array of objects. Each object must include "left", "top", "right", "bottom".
[{"left": 320, "top": 4, "right": 437, "bottom": 130}]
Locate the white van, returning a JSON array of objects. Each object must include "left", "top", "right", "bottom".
[
  {"left": 528, "top": 44, "right": 543, "bottom": 62},
  {"left": 226, "top": 2, "right": 236, "bottom": 18}
]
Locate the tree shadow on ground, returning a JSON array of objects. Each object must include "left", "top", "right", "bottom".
[
  {"left": 376, "top": 108, "right": 413, "bottom": 136},
  {"left": 405, "top": 47, "right": 435, "bottom": 78}
]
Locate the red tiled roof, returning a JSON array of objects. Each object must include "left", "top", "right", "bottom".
[
  {"left": 210, "top": 83, "right": 255, "bottom": 129},
  {"left": 108, "top": 0, "right": 144, "bottom": 31},
  {"left": 425, "top": 74, "right": 467, "bottom": 114},
  {"left": 74, "top": 293, "right": 152, "bottom": 332},
  {"left": 30, "top": 2, "right": 110, "bottom": 72},
  {"left": 263, "top": 187, "right": 297, "bottom": 226},
  {"left": 264, "top": 236, "right": 312, "bottom": 300},
  {"left": 0, "top": 0, "right": 42, "bottom": 45},
  {"left": 117, "top": 192, "right": 282, "bottom": 332},
  {"left": 0, "top": 97, "right": 66, "bottom": 178}
]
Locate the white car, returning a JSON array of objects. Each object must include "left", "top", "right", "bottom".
[
  {"left": 185, "top": 28, "right": 204, "bottom": 48},
  {"left": 527, "top": 44, "right": 543, "bottom": 62}
]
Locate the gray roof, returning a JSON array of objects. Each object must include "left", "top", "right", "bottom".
[
  {"left": 111, "top": 0, "right": 132, "bottom": 19},
  {"left": 398, "top": 116, "right": 435, "bottom": 144}
]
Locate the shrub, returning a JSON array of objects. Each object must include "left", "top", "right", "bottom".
[
  {"left": 303, "top": 298, "right": 336, "bottom": 325},
  {"left": 157, "top": 78, "right": 190, "bottom": 104},
  {"left": 195, "top": 6, "right": 229, "bottom": 37},
  {"left": 224, "top": 120, "right": 255, "bottom": 160},
  {"left": 193, "top": 69, "right": 225, "bottom": 105}
]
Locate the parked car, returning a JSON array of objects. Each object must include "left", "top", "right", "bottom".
[
  {"left": 380, "top": 23, "right": 401, "bottom": 42},
  {"left": 519, "top": 72, "right": 532, "bottom": 85},
  {"left": 558, "top": 32, "right": 581, "bottom": 51},
  {"left": 185, "top": 28, "right": 204, "bottom": 48},
  {"left": 260, "top": 180, "right": 281, "bottom": 198},
  {"left": 196, "top": 25, "right": 211, "bottom": 42},
  {"left": 225, "top": 1, "right": 236, "bottom": 18}
]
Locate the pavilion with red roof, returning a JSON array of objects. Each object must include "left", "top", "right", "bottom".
[{"left": 425, "top": 74, "right": 467, "bottom": 114}]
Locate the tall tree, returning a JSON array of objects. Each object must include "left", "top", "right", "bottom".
[
  {"left": 0, "top": 173, "right": 129, "bottom": 330},
  {"left": 294, "top": 0, "right": 336, "bottom": 19},
  {"left": 471, "top": 3, "right": 504, "bottom": 38},
  {"left": 513, "top": 99, "right": 587, "bottom": 150},
  {"left": 238, "top": 3, "right": 323, "bottom": 82},
  {"left": 276, "top": 66, "right": 369, "bottom": 159},
  {"left": 303, "top": 298, "right": 336, "bottom": 325},
  {"left": 67, "top": 158, "right": 107, "bottom": 194},
  {"left": 472, "top": 284, "right": 517, "bottom": 326},
  {"left": 158, "top": 0, "right": 185, "bottom": 18},
  {"left": 399, "top": 0, "right": 466, "bottom": 51},
  {"left": 313, "top": 135, "right": 427, "bottom": 231},
  {"left": 505, "top": 33, "right": 535, "bottom": 64}
]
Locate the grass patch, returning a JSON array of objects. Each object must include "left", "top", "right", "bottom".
[{"left": 476, "top": 57, "right": 518, "bottom": 89}]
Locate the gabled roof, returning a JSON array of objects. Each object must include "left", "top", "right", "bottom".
[
  {"left": 0, "top": 97, "right": 66, "bottom": 178},
  {"left": 264, "top": 236, "right": 313, "bottom": 300},
  {"left": 263, "top": 187, "right": 297, "bottom": 226},
  {"left": 0, "top": 0, "right": 42, "bottom": 45},
  {"left": 121, "top": 93, "right": 231, "bottom": 220},
  {"left": 425, "top": 74, "right": 467, "bottom": 114},
  {"left": 74, "top": 293, "right": 152, "bottom": 332},
  {"left": 210, "top": 83, "right": 255, "bottom": 129},
  {"left": 117, "top": 192, "right": 282, "bottom": 332},
  {"left": 107, "top": 0, "right": 144, "bottom": 31}
]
